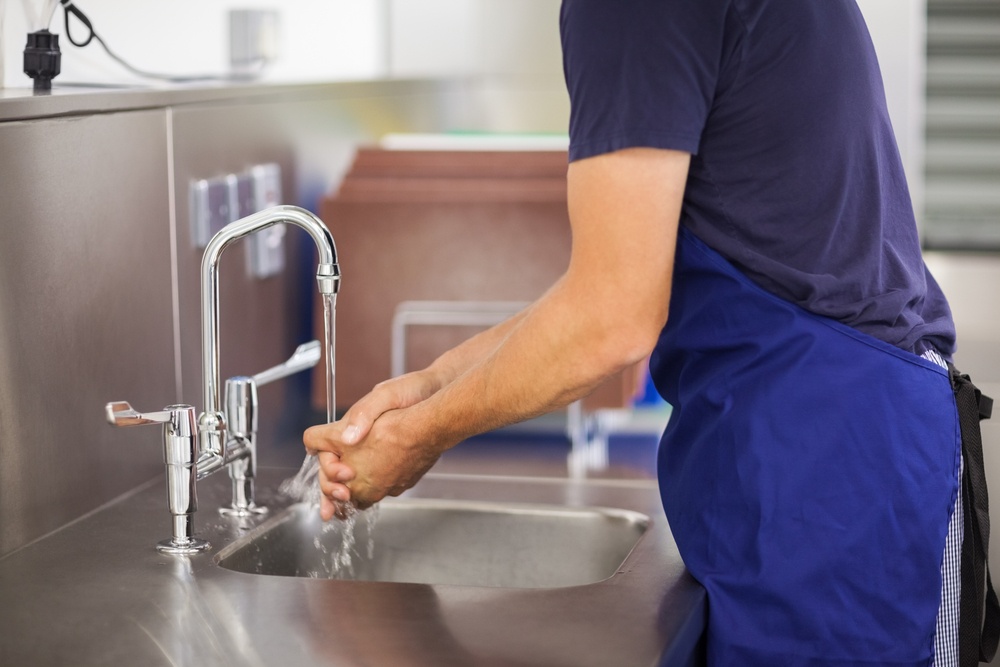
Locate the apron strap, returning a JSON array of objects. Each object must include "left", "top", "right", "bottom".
[{"left": 949, "top": 364, "right": 1000, "bottom": 666}]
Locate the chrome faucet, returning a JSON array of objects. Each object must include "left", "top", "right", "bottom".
[
  {"left": 106, "top": 205, "right": 340, "bottom": 554},
  {"left": 220, "top": 339, "right": 322, "bottom": 517}
]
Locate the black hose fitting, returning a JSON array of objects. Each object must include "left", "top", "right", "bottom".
[{"left": 24, "top": 30, "right": 62, "bottom": 92}]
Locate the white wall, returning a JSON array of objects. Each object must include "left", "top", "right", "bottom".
[
  {"left": 2, "top": 0, "right": 386, "bottom": 87},
  {"left": 1, "top": 1, "right": 926, "bottom": 208},
  {"left": 857, "top": 0, "right": 928, "bottom": 226},
  {"left": 388, "top": 0, "right": 562, "bottom": 80},
  {"left": 386, "top": 0, "right": 567, "bottom": 134},
  {"left": 0, "top": 0, "right": 6, "bottom": 89}
]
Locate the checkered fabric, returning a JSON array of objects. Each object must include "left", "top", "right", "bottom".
[{"left": 925, "top": 349, "right": 961, "bottom": 667}]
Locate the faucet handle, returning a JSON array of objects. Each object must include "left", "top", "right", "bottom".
[
  {"left": 215, "top": 340, "right": 320, "bottom": 519},
  {"left": 251, "top": 340, "right": 322, "bottom": 387},
  {"left": 104, "top": 401, "right": 206, "bottom": 554},
  {"left": 105, "top": 401, "right": 176, "bottom": 427}
]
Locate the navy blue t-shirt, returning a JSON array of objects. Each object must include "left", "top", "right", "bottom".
[{"left": 561, "top": 0, "right": 956, "bottom": 356}]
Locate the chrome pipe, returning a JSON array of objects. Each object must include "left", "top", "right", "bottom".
[{"left": 198, "top": 205, "right": 339, "bottom": 456}]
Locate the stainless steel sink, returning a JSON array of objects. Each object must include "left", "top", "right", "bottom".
[{"left": 215, "top": 498, "right": 650, "bottom": 588}]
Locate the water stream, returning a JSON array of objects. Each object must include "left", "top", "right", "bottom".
[
  {"left": 279, "top": 292, "right": 377, "bottom": 574},
  {"left": 323, "top": 293, "right": 337, "bottom": 427}
]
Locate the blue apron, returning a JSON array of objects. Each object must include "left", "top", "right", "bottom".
[{"left": 650, "top": 228, "right": 962, "bottom": 665}]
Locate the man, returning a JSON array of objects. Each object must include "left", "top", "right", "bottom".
[{"left": 305, "top": 2, "right": 996, "bottom": 664}]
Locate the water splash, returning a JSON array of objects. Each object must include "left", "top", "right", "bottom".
[
  {"left": 300, "top": 503, "right": 380, "bottom": 578},
  {"left": 364, "top": 508, "right": 378, "bottom": 559},
  {"left": 279, "top": 291, "right": 381, "bottom": 576},
  {"left": 323, "top": 507, "right": 359, "bottom": 577},
  {"left": 278, "top": 455, "right": 322, "bottom": 506}
]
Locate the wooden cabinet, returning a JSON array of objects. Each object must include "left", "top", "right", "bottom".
[{"left": 317, "top": 148, "right": 641, "bottom": 414}]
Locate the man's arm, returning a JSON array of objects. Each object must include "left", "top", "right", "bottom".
[
  {"left": 330, "top": 306, "right": 533, "bottom": 446},
  {"left": 305, "top": 303, "right": 533, "bottom": 518},
  {"left": 305, "top": 147, "right": 690, "bottom": 514}
]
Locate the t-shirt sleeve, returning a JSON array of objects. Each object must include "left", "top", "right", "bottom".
[{"left": 560, "top": 0, "right": 728, "bottom": 162}]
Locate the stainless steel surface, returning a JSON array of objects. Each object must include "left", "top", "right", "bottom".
[
  {"left": 216, "top": 498, "right": 648, "bottom": 588},
  {"left": 0, "top": 78, "right": 463, "bottom": 558},
  {"left": 0, "top": 110, "right": 174, "bottom": 558},
  {"left": 0, "top": 80, "right": 457, "bottom": 123},
  {"left": 0, "top": 469, "right": 705, "bottom": 667},
  {"left": 0, "top": 75, "right": 573, "bottom": 561}
]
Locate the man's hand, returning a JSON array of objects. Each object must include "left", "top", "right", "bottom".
[
  {"left": 306, "top": 407, "right": 447, "bottom": 515},
  {"left": 304, "top": 369, "right": 443, "bottom": 519}
]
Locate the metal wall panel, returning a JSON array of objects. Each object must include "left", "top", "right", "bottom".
[
  {"left": 171, "top": 101, "right": 306, "bottom": 455},
  {"left": 0, "top": 111, "right": 174, "bottom": 557},
  {"left": 0, "top": 79, "right": 563, "bottom": 555},
  {"left": 169, "top": 88, "right": 457, "bottom": 465}
]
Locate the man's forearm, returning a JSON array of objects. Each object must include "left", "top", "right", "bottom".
[
  {"left": 423, "top": 305, "right": 533, "bottom": 389},
  {"left": 409, "top": 278, "right": 649, "bottom": 450}
]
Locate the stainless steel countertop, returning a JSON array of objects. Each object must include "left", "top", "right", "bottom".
[
  {"left": 0, "top": 467, "right": 704, "bottom": 667},
  {"left": 0, "top": 79, "right": 446, "bottom": 122}
]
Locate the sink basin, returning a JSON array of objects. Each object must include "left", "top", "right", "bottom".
[{"left": 215, "top": 498, "right": 650, "bottom": 588}]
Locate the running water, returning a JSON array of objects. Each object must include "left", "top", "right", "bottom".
[
  {"left": 280, "top": 292, "right": 337, "bottom": 505},
  {"left": 323, "top": 293, "right": 336, "bottom": 430},
  {"left": 308, "top": 503, "right": 381, "bottom": 578},
  {"left": 279, "top": 292, "right": 378, "bottom": 574}
]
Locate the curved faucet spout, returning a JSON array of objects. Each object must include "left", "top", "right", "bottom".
[{"left": 200, "top": 205, "right": 340, "bottom": 451}]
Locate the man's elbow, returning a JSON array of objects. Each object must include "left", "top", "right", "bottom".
[{"left": 595, "top": 312, "right": 666, "bottom": 374}]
